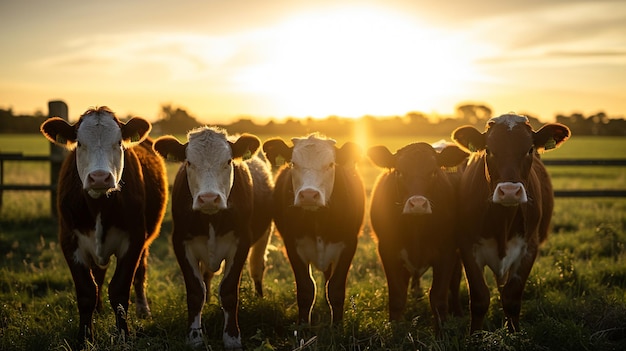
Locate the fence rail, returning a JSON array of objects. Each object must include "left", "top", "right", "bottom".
[{"left": 1, "top": 152, "right": 625, "bottom": 215}]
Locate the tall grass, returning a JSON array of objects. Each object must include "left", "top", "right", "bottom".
[{"left": 0, "top": 134, "right": 625, "bottom": 350}]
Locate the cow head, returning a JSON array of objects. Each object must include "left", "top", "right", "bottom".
[
  {"left": 263, "top": 134, "right": 362, "bottom": 210},
  {"left": 452, "top": 113, "right": 570, "bottom": 206},
  {"left": 154, "top": 127, "right": 260, "bottom": 214},
  {"left": 40, "top": 106, "right": 151, "bottom": 199},
  {"left": 368, "top": 142, "right": 468, "bottom": 214}
]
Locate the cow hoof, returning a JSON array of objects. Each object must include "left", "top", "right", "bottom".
[
  {"left": 187, "top": 328, "right": 204, "bottom": 348},
  {"left": 136, "top": 305, "right": 151, "bottom": 319}
]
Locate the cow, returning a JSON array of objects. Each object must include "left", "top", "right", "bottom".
[
  {"left": 367, "top": 141, "right": 467, "bottom": 330},
  {"left": 451, "top": 113, "right": 570, "bottom": 333},
  {"left": 153, "top": 127, "right": 273, "bottom": 350},
  {"left": 39, "top": 106, "right": 168, "bottom": 345},
  {"left": 262, "top": 134, "right": 365, "bottom": 325}
]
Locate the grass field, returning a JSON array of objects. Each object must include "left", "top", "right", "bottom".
[{"left": 0, "top": 133, "right": 625, "bottom": 350}]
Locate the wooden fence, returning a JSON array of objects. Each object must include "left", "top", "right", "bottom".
[
  {"left": 0, "top": 100, "right": 625, "bottom": 216},
  {"left": 2, "top": 154, "right": 625, "bottom": 216}
]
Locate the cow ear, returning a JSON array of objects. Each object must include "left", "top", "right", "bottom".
[
  {"left": 263, "top": 138, "right": 293, "bottom": 166},
  {"left": 231, "top": 134, "right": 261, "bottom": 159},
  {"left": 40, "top": 117, "right": 77, "bottom": 149},
  {"left": 336, "top": 142, "right": 362, "bottom": 167},
  {"left": 122, "top": 117, "right": 151, "bottom": 146},
  {"left": 437, "top": 145, "right": 469, "bottom": 168},
  {"left": 153, "top": 136, "right": 187, "bottom": 162},
  {"left": 533, "top": 123, "right": 571, "bottom": 152},
  {"left": 452, "top": 126, "right": 486, "bottom": 153},
  {"left": 367, "top": 145, "right": 395, "bottom": 169}
]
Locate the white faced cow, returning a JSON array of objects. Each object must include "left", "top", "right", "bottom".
[
  {"left": 40, "top": 107, "right": 168, "bottom": 346},
  {"left": 452, "top": 113, "right": 570, "bottom": 333},
  {"left": 263, "top": 134, "right": 365, "bottom": 325},
  {"left": 153, "top": 127, "right": 273, "bottom": 350}
]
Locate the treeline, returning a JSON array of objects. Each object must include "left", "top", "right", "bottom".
[{"left": 1, "top": 103, "right": 624, "bottom": 136}]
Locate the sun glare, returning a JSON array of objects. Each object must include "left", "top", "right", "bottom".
[{"left": 234, "top": 7, "right": 481, "bottom": 118}]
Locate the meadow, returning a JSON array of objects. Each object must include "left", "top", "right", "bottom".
[{"left": 0, "top": 133, "right": 625, "bottom": 351}]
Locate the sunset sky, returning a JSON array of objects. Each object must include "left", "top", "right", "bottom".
[{"left": 1, "top": 0, "right": 624, "bottom": 123}]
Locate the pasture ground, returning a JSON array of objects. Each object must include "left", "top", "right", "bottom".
[{"left": 1, "top": 134, "right": 625, "bottom": 350}]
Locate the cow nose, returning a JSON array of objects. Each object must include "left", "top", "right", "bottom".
[
  {"left": 403, "top": 195, "right": 432, "bottom": 214},
  {"left": 296, "top": 188, "right": 323, "bottom": 208},
  {"left": 197, "top": 193, "right": 221, "bottom": 206},
  {"left": 493, "top": 182, "right": 528, "bottom": 205},
  {"left": 87, "top": 170, "right": 114, "bottom": 189}
]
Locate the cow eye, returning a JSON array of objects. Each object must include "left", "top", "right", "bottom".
[
  {"left": 76, "top": 141, "right": 82, "bottom": 147},
  {"left": 528, "top": 146, "right": 534, "bottom": 155}
]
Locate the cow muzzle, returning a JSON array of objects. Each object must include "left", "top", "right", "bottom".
[
  {"left": 294, "top": 188, "right": 325, "bottom": 210},
  {"left": 194, "top": 192, "right": 227, "bottom": 214},
  {"left": 85, "top": 170, "right": 117, "bottom": 198},
  {"left": 492, "top": 182, "right": 528, "bottom": 206},
  {"left": 402, "top": 195, "right": 432, "bottom": 214}
]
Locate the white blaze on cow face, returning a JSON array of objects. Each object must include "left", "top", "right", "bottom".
[
  {"left": 290, "top": 136, "right": 336, "bottom": 210},
  {"left": 185, "top": 128, "right": 234, "bottom": 214},
  {"left": 486, "top": 114, "right": 533, "bottom": 207},
  {"left": 75, "top": 112, "right": 125, "bottom": 199}
]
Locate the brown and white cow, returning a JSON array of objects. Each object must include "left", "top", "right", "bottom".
[
  {"left": 451, "top": 113, "right": 570, "bottom": 332},
  {"left": 40, "top": 107, "right": 168, "bottom": 345},
  {"left": 368, "top": 142, "right": 467, "bottom": 329},
  {"left": 263, "top": 134, "right": 365, "bottom": 324},
  {"left": 153, "top": 127, "right": 273, "bottom": 350}
]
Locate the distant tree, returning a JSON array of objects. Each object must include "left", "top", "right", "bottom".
[
  {"left": 152, "top": 104, "right": 202, "bottom": 135},
  {"left": 456, "top": 103, "right": 493, "bottom": 126}
]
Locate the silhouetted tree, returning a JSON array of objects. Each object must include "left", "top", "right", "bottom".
[
  {"left": 456, "top": 103, "right": 493, "bottom": 126},
  {"left": 152, "top": 104, "right": 202, "bottom": 135}
]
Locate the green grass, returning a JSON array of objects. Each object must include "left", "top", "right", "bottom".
[{"left": 0, "top": 134, "right": 625, "bottom": 350}]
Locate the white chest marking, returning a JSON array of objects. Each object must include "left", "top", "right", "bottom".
[
  {"left": 296, "top": 236, "right": 345, "bottom": 274},
  {"left": 184, "top": 225, "right": 239, "bottom": 281},
  {"left": 73, "top": 213, "right": 130, "bottom": 268},
  {"left": 473, "top": 236, "right": 527, "bottom": 279}
]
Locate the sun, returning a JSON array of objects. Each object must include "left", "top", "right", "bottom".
[{"left": 234, "top": 6, "right": 481, "bottom": 118}]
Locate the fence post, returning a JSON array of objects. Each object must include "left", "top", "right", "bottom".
[{"left": 48, "top": 100, "right": 68, "bottom": 217}]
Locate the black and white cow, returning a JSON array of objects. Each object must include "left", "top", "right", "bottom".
[
  {"left": 40, "top": 106, "right": 168, "bottom": 345},
  {"left": 154, "top": 127, "right": 273, "bottom": 350},
  {"left": 263, "top": 134, "right": 365, "bottom": 324}
]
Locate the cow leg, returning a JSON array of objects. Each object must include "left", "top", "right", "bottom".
[
  {"left": 174, "top": 239, "right": 206, "bottom": 348},
  {"left": 202, "top": 265, "right": 214, "bottom": 303},
  {"left": 68, "top": 261, "right": 98, "bottom": 344},
  {"left": 219, "top": 246, "right": 248, "bottom": 350},
  {"left": 325, "top": 243, "right": 356, "bottom": 324},
  {"left": 448, "top": 255, "right": 464, "bottom": 317},
  {"left": 109, "top": 243, "right": 144, "bottom": 339},
  {"left": 430, "top": 258, "right": 455, "bottom": 332},
  {"left": 409, "top": 272, "right": 424, "bottom": 299},
  {"left": 133, "top": 248, "right": 151, "bottom": 319},
  {"left": 461, "top": 249, "right": 490, "bottom": 333},
  {"left": 285, "top": 244, "right": 316, "bottom": 324},
  {"left": 248, "top": 226, "right": 271, "bottom": 297},
  {"left": 502, "top": 245, "right": 538, "bottom": 332},
  {"left": 92, "top": 265, "right": 107, "bottom": 313},
  {"left": 378, "top": 245, "right": 410, "bottom": 321}
]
